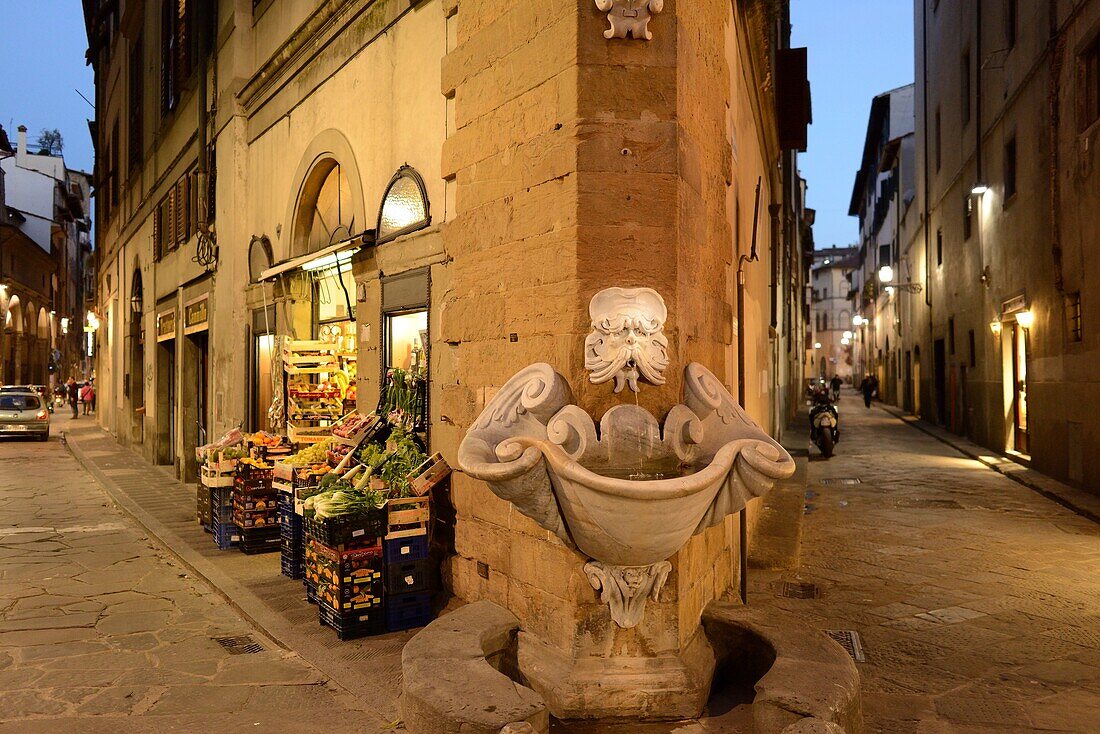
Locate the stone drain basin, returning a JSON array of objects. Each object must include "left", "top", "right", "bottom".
[{"left": 400, "top": 599, "right": 862, "bottom": 734}]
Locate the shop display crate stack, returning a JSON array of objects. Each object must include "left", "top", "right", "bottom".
[
  {"left": 211, "top": 485, "right": 240, "bottom": 550},
  {"left": 233, "top": 462, "right": 281, "bottom": 554},
  {"left": 284, "top": 341, "right": 341, "bottom": 445},
  {"left": 199, "top": 454, "right": 237, "bottom": 533},
  {"left": 304, "top": 507, "right": 389, "bottom": 639},
  {"left": 383, "top": 494, "right": 433, "bottom": 631}
]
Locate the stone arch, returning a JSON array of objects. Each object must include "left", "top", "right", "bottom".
[
  {"left": 37, "top": 308, "right": 49, "bottom": 340},
  {"left": 283, "top": 129, "right": 366, "bottom": 260},
  {"left": 23, "top": 300, "right": 35, "bottom": 338},
  {"left": 3, "top": 294, "right": 19, "bottom": 332}
]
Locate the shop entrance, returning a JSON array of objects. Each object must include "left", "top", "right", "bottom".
[
  {"left": 1011, "top": 323, "right": 1029, "bottom": 455},
  {"left": 156, "top": 340, "right": 176, "bottom": 466},
  {"left": 182, "top": 331, "right": 209, "bottom": 479}
]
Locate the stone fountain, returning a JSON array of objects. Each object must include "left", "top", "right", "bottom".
[{"left": 449, "top": 287, "right": 796, "bottom": 722}]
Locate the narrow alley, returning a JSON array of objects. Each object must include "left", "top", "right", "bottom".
[{"left": 757, "top": 391, "right": 1100, "bottom": 733}]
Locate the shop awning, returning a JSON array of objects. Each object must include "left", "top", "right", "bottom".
[{"left": 258, "top": 231, "right": 373, "bottom": 282}]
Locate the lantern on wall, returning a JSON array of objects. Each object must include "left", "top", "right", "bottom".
[{"left": 376, "top": 166, "right": 431, "bottom": 245}]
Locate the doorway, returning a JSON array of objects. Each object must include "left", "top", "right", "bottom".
[
  {"left": 904, "top": 350, "right": 913, "bottom": 413},
  {"left": 183, "top": 331, "right": 209, "bottom": 479},
  {"left": 934, "top": 339, "right": 946, "bottom": 425},
  {"left": 156, "top": 340, "right": 176, "bottom": 466},
  {"left": 1011, "top": 323, "right": 1029, "bottom": 454}
]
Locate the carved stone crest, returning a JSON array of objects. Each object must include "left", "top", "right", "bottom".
[
  {"left": 595, "top": 0, "right": 664, "bottom": 41},
  {"left": 585, "top": 561, "right": 672, "bottom": 628},
  {"left": 584, "top": 287, "right": 670, "bottom": 393}
]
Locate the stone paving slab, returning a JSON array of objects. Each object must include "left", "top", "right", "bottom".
[
  {"left": 748, "top": 391, "right": 1100, "bottom": 733},
  {"left": 0, "top": 420, "right": 392, "bottom": 731}
]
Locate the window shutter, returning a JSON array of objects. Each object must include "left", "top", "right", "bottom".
[
  {"left": 177, "top": 0, "right": 192, "bottom": 83},
  {"left": 153, "top": 201, "right": 161, "bottom": 261},
  {"left": 167, "top": 189, "right": 177, "bottom": 251},
  {"left": 176, "top": 178, "right": 189, "bottom": 245}
]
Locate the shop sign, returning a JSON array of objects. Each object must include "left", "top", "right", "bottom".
[
  {"left": 156, "top": 309, "right": 177, "bottom": 342},
  {"left": 1002, "top": 293, "right": 1027, "bottom": 315},
  {"left": 184, "top": 295, "right": 209, "bottom": 335}
]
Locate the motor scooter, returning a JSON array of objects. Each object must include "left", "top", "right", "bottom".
[{"left": 809, "top": 391, "right": 840, "bottom": 458}]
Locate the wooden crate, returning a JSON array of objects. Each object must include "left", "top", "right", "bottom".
[
  {"left": 386, "top": 496, "right": 430, "bottom": 540},
  {"left": 408, "top": 453, "right": 451, "bottom": 497}
]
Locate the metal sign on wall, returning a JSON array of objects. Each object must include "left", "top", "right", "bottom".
[
  {"left": 184, "top": 295, "right": 210, "bottom": 335},
  {"left": 1002, "top": 293, "right": 1027, "bottom": 315},
  {"left": 156, "top": 309, "right": 177, "bottom": 342}
]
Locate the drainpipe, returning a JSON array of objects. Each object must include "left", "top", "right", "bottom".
[
  {"left": 922, "top": 0, "right": 933, "bottom": 417},
  {"left": 1047, "top": 0, "right": 1065, "bottom": 295},
  {"left": 737, "top": 178, "right": 762, "bottom": 605}
]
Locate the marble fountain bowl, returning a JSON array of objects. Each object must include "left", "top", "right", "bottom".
[{"left": 458, "top": 361, "right": 796, "bottom": 628}]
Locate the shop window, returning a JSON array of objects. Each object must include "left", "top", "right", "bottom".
[
  {"left": 1065, "top": 292, "right": 1082, "bottom": 343},
  {"left": 377, "top": 166, "right": 431, "bottom": 245},
  {"left": 386, "top": 311, "right": 428, "bottom": 373}
]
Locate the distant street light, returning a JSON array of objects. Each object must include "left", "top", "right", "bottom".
[{"left": 878, "top": 265, "right": 894, "bottom": 283}]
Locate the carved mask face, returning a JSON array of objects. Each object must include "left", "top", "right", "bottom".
[{"left": 584, "top": 288, "right": 670, "bottom": 393}]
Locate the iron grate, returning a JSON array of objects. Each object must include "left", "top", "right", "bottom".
[
  {"left": 778, "top": 580, "right": 820, "bottom": 599},
  {"left": 818, "top": 478, "right": 862, "bottom": 486},
  {"left": 897, "top": 498, "right": 964, "bottom": 509},
  {"left": 826, "top": 629, "right": 865, "bottom": 662},
  {"left": 212, "top": 635, "right": 265, "bottom": 655}
]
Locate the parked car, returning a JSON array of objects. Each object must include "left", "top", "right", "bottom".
[{"left": 0, "top": 389, "right": 50, "bottom": 441}]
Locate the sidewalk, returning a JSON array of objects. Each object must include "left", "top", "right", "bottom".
[
  {"left": 875, "top": 402, "right": 1100, "bottom": 523},
  {"left": 61, "top": 419, "right": 410, "bottom": 726}
]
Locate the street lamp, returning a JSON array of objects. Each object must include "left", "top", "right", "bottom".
[
  {"left": 878, "top": 265, "right": 894, "bottom": 283},
  {"left": 843, "top": 330, "right": 853, "bottom": 339},
  {"left": 852, "top": 315, "right": 863, "bottom": 327},
  {"left": 814, "top": 342, "right": 822, "bottom": 349},
  {"left": 971, "top": 182, "right": 989, "bottom": 196},
  {"left": 1015, "top": 310, "right": 1034, "bottom": 330},
  {"left": 989, "top": 319, "right": 1002, "bottom": 336}
]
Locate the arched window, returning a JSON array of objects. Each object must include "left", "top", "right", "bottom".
[
  {"left": 293, "top": 159, "right": 354, "bottom": 257},
  {"left": 376, "top": 166, "right": 431, "bottom": 245}
]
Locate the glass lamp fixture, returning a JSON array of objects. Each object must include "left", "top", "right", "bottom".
[
  {"left": 852, "top": 315, "right": 863, "bottom": 327},
  {"left": 843, "top": 330, "right": 853, "bottom": 339},
  {"left": 878, "top": 265, "right": 894, "bottom": 283},
  {"left": 376, "top": 165, "right": 431, "bottom": 245},
  {"left": 971, "top": 182, "right": 989, "bottom": 195},
  {"left": 1016, "top": 310, "right": 1034, "bottom": 329},
  {"left": 989, "top": 320, "right": 1002, "bottom": 336},
  {"left": 841, "top": 337, "right": 851, "bottom": 346},
  {"left": 814, "top": 342, "right": 822, "bottom": 349}
]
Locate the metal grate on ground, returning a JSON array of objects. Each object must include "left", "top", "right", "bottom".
[
  {"left": 826, "top": 629, "right": 866, "bottom": 662},
  {"left": 818, "top": 478, "right": 862, "bottom": 486},
  {"left": 212, "top": 635, "right": 265, "bottom": 655},
  {"left": 777, "top": 579, "right": 820, "bottom": 599}
]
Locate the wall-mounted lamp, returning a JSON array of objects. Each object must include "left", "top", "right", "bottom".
[
  {"left": 1015, "top": 309, "right": 1034, "bottom": 330},
  {"left": 989, "top": 320, "right": 1002, "bottom": 336},
  {"left": 852, "top": 315, "right": 864, "bottom": 327},
  {"left": 814, "top": 342, "right": 822, "bottom": 349},
  {"left": 878, "top": 265, "right": 894, "bottom": 283},
  {"left": 86, "top": 311, "right": 100, "bottom": 331},
  {"left": 841, "top": 337, "right": 851, "bottom": 346},
  {"left": 843, "top": 330, "right": 853, "bottom": 339},
  {"left": 971, "top": 182, "right": 989, "bottom": 196},
  {"left": 60, "top": 317, "right": 69, "bottom": 335}
]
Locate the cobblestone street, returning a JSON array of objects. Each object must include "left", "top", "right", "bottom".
[
  {"left": 755, "top": 392, "right": 1100, "bottom": 733},
  {"left": 0, "top": 417, "right": 390, "bottom": 733}
]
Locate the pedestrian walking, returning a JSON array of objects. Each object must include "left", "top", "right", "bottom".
[
  {"left": 66, "top": 377, "right": 79, "bottom": 419},
  {"left": 829, "top": 374, "right": 843, "bottom": 402},
  {"left": 89, "top": 378, "right": 96, "bottom": 413},
  {"left": 860, "top": 375, "right": 874, "bottom": 409},
  {"left": 80, "top": 382, "right": 94, "bottom": 415}
]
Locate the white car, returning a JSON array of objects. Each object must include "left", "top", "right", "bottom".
[{"left": 0, "top": 389, "right": 50, "bottom": 441}]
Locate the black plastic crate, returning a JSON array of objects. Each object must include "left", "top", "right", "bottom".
[
  {"left": 212, "top": 486, "right": 234, "bottom": 510},
  {"left": 385, "top": 558, "right": 432, "bottom": 595},
  {"left": 383, "top": 533, "right": 429, "bottom": 563},
  {"left": 281, "top": 552, "right": 304, "bottom": 579},
  {"left": 211, "top": 515, "right": 240, "bottom": 550},
  {"left": 304, "top": 579, "right": 317, "bottom": 605},
  {"left": 317, "top": 600, "right": 385, "bottom": 640},
  {"left": 239, "top": 526, "right": 281, "bottom": 555},
  {"left": 303, "top": 509, "right": 387, "bottom": 547},
  {"left": 385, "top": 592, "right": 433, "bottom": 632}
]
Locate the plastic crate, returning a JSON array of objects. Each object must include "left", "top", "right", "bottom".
[
  {"left": 239, "top": 526, "right": 281, "bottom": 555},
  {"left": 383, "top": 533, "right": 429, "bottom": 563},
  {"left": 212, "top": 486, "right": 234, "bottom": 509},
  {"left": 281, "top": 553, "right": 304, "bottom": 579},
  {"left": 304, "top": 578, "right": 318, "bottom": 605},
  {"left": 212, "top": 515, "right": 240, "bottom": 550},
  {"left": 305, "top": 540, "right": 385, "bottom": 608},
  {"left": 233, "top": 494, "right": 279, "bottom": 512},
  {"left": 385, "top": 592, "right": 434, "bottom": 632},
  {"left": 385, "top": 558, "right": 432, "bottom": 595},
  {"left": 303, "top": 509, "right": 387, "bottom": 547},
  {"left": 317, "top": 600, "right": 385, "bottom": 640}
]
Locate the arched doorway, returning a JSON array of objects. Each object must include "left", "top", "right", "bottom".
[
  {"left": 1, "top": 294, "right": 19, "bottom": 383},
  {"left": 22, "top": 300, "right": 35, "bottom": 384}
]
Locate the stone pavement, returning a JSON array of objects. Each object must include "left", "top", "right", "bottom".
[
  {"left": 751, "top": 391, "right": 1100, "bottom": 733},
  {"left": 0, "top": 416, "right": 396, "bottom": 732}
]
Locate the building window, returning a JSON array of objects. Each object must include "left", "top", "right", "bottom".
[
  {"left": 1080, "top": 35, "right": 1100, "bottom": 132},
  {"left": 128, "top": 37, "right": 144, "bottom": 170},
  {"left": 109, "top": 121, "right": 120, "bottom": 214},
  {"left": 1004, "top": 137, "right": 1017, "bottom": 200},
  {"left": 935, "top": 107, "right": 942, "bottom": 171},
  {"left": 949, "top": 317, "right": 956, "bottom": 355},
  {"left": 963, "top": 194, "right": 973, "bottom": 240},
  {"left": 161, "top": 0, "right": 194, "bottom": 115},
  {"left": 961, "top": 51, "right": 972, "bottom": 126},
  {"left": 936, "top": 228, "right": 944, "bottom": 266},
  {"left": 1005, "top": 0, "right": 1017, "bottom": 50},
  {"left": 1066, "top": 292, "right": 1083, "bottom": 342},
  {"left": 968, "top": 329, "right": 976, "bottom": 368}
]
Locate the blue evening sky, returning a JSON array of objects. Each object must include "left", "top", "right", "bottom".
[
  {"left": 0, "top": 0, "right": 95, "bottom": 174},
  {"left": 791, "top": 0, "right": 915, "bottom": 250}
]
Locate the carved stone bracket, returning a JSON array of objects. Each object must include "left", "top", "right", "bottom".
[
  {"left": 594, "top": 0, "right": 664, "bottom": 41},
  {"left": 584, "top": 560, "right": 672, "bottom": 628}
]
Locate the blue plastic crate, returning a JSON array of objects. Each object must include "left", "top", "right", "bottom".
[
  {"left": 211, "top": 516, "right": 241, "bottom": 550},
  {"left": 281, "top": 552, "right": 304, "bottom": 579},
  {"left": 385, "top": 558, "right": 432, "bottom": 595},
  {"left": 385, "top": 592, "right": 433, "bottom": 632},
  {"left": 383, "top": 533, "right": 429, "bottom": 563}
]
